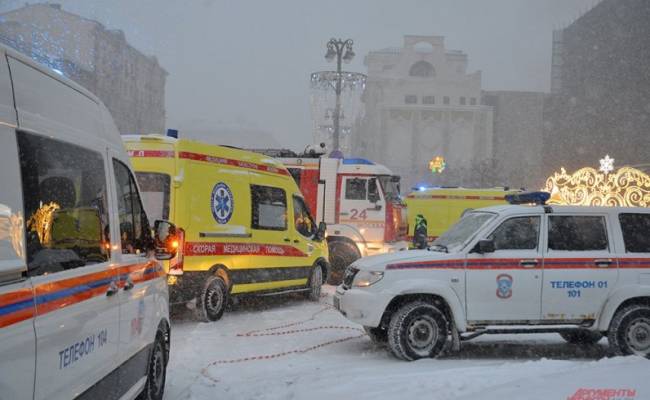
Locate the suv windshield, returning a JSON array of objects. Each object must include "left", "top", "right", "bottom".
[
  {"left": 378, "top": 175, "right": 401, "bottom": 203},
  {"left": 431, "top": 212, "right": 495, "bottom": 253}
]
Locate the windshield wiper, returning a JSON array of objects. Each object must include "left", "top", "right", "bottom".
[{"left": 428, "top": 244, "right": 448, "bottom": 253}]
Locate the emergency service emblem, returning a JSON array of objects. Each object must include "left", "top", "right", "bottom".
[
  {"left": 211, "top": 182, "right": 234, "bottom": 224},
  {"left": 496, "top": 274, "right": 513, "bottom": 299}
]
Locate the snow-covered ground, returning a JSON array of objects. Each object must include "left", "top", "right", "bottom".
[{"left": 165, "top": 286, "right": 649, "bottom": 400}]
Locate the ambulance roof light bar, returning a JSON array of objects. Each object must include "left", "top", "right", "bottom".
[{"left": 505, "top": 191, "right": 551, "bottom": 206}]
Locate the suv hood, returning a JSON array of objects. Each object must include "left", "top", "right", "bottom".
[{"left": 352, "top": 249, "right": 459, "bottom": 271}]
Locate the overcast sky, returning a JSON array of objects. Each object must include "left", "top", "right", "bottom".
[{"left": 0, "top": 0, "right": 597, "bottom": 147}]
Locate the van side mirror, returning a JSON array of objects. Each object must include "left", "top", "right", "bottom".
[
  {"left": 315, "top": 222, "right": 327, "bottom": 241},
  {"left": 153, "top": 220, "right": 178, "bottom": 260},
  {"left": 473, "top": 239, "right": 495, "bottom": 254}
]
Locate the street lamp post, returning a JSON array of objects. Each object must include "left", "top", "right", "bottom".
[{"left": 324, "top": 38, "right": 355, "bottom": 152}]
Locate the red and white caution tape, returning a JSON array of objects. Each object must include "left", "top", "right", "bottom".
[{"left": 200, "top": 302, "right": 366, "bottom": 383}]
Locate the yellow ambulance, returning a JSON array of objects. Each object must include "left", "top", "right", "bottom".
[
  {"left": 123, "top": 134, "right": 329, "bottom": 321},
  {"left": 405, "top": 187, "right": 520, "bottom": 245}
]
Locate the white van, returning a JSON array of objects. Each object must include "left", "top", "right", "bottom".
[{"left": 0, "top": 44, "right": 175, "bottom": 399}]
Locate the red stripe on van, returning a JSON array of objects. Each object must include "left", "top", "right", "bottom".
[
  {"left": 127, "top": 150, "right": 175, "bottom": 158},
  {"left": 184, "top": 242, "right": 308, "bottom": 257},
  {"left": 178, "top": 151, "right": 290, "bottom": 177},
  {"left": 406, "top": 194, "right": 506, "bottom": 201}
]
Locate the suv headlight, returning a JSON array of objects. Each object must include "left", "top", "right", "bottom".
[{"left": 352, "top": 271, "right": 384, "bottom": 287}]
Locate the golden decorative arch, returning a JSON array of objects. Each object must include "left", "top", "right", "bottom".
[{"left": 544, "top": 166, "right": 650, "bottom": 207}]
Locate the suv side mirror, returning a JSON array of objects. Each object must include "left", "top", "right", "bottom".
[
  {"left": 315, "top": 221, "right": 327, "bottom": 241},
  {"left": 474, "top": 239, "right": 495, "bottom": 254},
  {"left": 153, "top": 220, "right": 178, "bottom": 260}
]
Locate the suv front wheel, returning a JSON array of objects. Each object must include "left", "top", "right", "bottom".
[
  {"left": 609, "top": 304, "right": 650, "bottom": 358},
  {"left": 387, "top": 301, "right": 448, "bottom": 361}
]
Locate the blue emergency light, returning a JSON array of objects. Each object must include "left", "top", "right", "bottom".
[
  {"left": 505, "top": 191, "right": 551, "bottom": 205},
  {"left": 342, "top": 158, "right": 375, "bottom": 165}
]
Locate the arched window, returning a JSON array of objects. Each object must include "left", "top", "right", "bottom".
[{"left": 409, "top": 61, "right": 435, "bottom": 78}]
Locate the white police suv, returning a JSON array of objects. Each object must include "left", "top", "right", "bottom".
[
  {"left": 0, "top": 44, "right": 176, "bottom": 399},
  {"left": 335, "top": 192, "right": 650, "bottom": 361}
]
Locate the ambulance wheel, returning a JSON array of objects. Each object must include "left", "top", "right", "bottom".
[
  {"left": 608, "top": 304, "right": 650, "bottom": 358},
  {"left": 387, "top": 301, "right": 448, "bottom": 361},
  {"left": 196, "top": 276, "right": 227, "bottom": 322},
  {"left": 305, "top": 265, "right": 323, "bottom": 301},
  {"left": 364, "top": 326, "right": 388, "bottom": 344},
  {"left": 327, "top": 240, "right": 361, "bottom": 285},
  {"left": 137, "top": 331, "right": 167, "bottom": 400},
  {"left": 559, "top": 329, "right": 603, "bottom": 345}
]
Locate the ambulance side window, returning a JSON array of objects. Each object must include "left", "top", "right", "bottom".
[
  {"left": 113, "top": 159, "right": 152, "bottom": 255},
  {"left": 346, "top": 178, "right": 367, "bottom": 200},
  {"left": 488, "top": 216, "right": 540, "bottom": 250},
  {"left": 18, "top": 132, "right": 110, "bottom": 276},
  {"left": 251, "top": 185, "right": 287, "bottom": 231},
  {"left": 293, "top": 196, "right": 316, "bottom": 238}
]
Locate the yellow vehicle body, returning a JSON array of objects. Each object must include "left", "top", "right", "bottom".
[
  {"left": 405, "top": 187, "right": 519, "bottom": 242},
  {"left": 124, "top": 135, "right": 329, "bottom": 305}
]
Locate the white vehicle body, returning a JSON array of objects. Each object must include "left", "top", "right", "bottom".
[
  {"left": 335, "top": 203, "right": 650, "bottom": 360},
  {"left": 274, "top": 155, "right": 409, "bottom": 282},
  {"left": 0, "top": 45, "right": 170, "bottom": 399}
]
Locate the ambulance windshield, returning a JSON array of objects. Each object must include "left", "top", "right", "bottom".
[
  {"left": 135, "top": 172, "right": 171, "bottom": 222},
  {"left": 431, "top": 211, "right": 495, "bottom": 253}
]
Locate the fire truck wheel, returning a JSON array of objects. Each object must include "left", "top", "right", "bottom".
[
  {"left": 559, "top": 329, "right": 603, "bottom": 345},
  {"left": 305, "top": 265, "right": 323, "bottom": 301},
  {"left": 609, "top": 304, "right": 650, "bottom": 358},
  {"left": 327, "top": 240, "right": 361, "bottom": 285},
  {"left": 195, "top": 275, "right": 228, "bottom": 322},
  {"left": 364, "top": 326, "right": 388, "bottom": 344},
  {"left": 388, "top": 301, "right": 448, "bottom": 361}
]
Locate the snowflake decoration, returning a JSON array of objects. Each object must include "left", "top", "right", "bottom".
[{"left": 599, "top": 155, "right": 615, "bottom": 175}]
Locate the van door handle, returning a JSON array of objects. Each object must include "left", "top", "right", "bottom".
[
  {"left": 520, "top": 259, "right": 539, "bottom": 268},
  {"left": 594, "top": 259, "right": 613, "bottom": 268},
  {"left": 123, "top": 277, "right": 134, "bottom": 291},
  {"left": 284, "top": 238, "right": 291, "bottom": 243},
  {"left": 293, "top": 239, "right": 300, "bottom": 244},
  {"left": 106, "top": 281, "right": 119, "bottom": 297},
  {"left": 339, "top": 212, "right": 349, "bottom": 216}
]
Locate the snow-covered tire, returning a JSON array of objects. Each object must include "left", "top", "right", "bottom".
[
  {"left": 136, "top": 331, "right": 167, "bottom": 400},
  {"left": 195, "top": 275, "right": 227, "bottom": 322},
  {"left": 559, "top": 329, "right": 603, "bottom": 345},
  {"left": 364, "top": 326, "right": 388, "bottom": 344},
  {"left": 608, "top": 304, "right": 650, "bottom": 358},
  {"left": 305, "top": 265, "right": 323, "bottom": 301},
  {"left": 327, "top": 240, "right": 361, "bottom": 285},
  {"left": 387, "top": 301, "right": 448, "bottom": 361}
]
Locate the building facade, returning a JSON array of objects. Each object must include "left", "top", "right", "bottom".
[
  {"left": 482, "top": 91, "right": 546, "bottom": 190},
  {"left": 354, "top": 35, "right": 494, "bottom": 190},
  {"left": 544, "top": 0, "right": 650, "bottom": 178},
  {"left": 0, "top": 3, "right": 167, "bottom": 135}
]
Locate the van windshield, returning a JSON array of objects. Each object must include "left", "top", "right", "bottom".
[
  {"left": 135, "top": 172, "right": 170, "bottom": 222},
  {"left": 431, "top": 212, "right": 495, "bottom": 253}
]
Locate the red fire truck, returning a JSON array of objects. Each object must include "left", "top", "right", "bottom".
[{"left": 253, "top": 147, "right": 409, "bottom": 284}]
